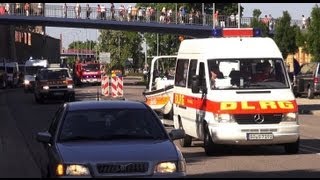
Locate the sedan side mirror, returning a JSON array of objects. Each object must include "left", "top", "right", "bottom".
[
  {"left": 36, "top": 131, "right": 52, "bottom": 143},
  {"left": 169, "top": 129, "right": 185, "bottom": 140}
]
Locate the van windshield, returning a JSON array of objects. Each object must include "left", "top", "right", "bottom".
[
  {"left": 208, "top": 58, "right": 290, "bottom": 90},
  {"left": 25, "top": 66, "right": 44, "bottom": 75},
  {"left": 6, "top": 67, "right": 15, "bottom": 74}
]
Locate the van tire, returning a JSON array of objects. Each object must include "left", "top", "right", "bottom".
[
  {"left": 284, "top": 139, "right": 299, "bottom": 154},
  {"left": 204, "top": 125, "right": 215, "bottom": 156},
  {"left": 34, "top": 94, "right": 44, "bottom": 104},
  {"left": 178, "top": 119, "right": 192, "bottom": 147},
  {"left": 307, "top": 88, "right": 314, "bottom": 99}
]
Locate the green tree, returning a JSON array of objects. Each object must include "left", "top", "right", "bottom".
[
  {"left": 68, "top": 40, "right": 96, "bottom": 50},
  {"left": 294, "top": 25, "right": 308, "bottom": 53},
  {"left": 97, "top": 30, "right": 144, "bottom": 71},
  {"left": 306, "top": 4, "right": 320, "bottom": 62},
  {"left": 273, "top": 11, "right": 298, "bottom": 59},
  {"left": 250, "top": 9, "right": 269, "bottom": 37}
]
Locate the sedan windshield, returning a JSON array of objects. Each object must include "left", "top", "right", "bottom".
[{"left": 59, "top": 109, "right": 168, "bottom": 142}]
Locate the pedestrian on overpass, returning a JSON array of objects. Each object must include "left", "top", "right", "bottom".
[
  {"left": 24, "top": 3, "right": 30, "bottom": 16},
  {"left": 63, "top": 3, "right": 67, "bottom": 18},
  {"left": 97, "top": 4, "right": 101, "bottom": 20},
  {"left": 86, "top": 4, "right": 91, "bottom": 19}
]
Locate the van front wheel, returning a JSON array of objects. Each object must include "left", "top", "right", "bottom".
[
  {"left": 284, "top": 139, "right": 299, "bottom": 154},
  {"left": 204, "top": 125, "right": 215, "bottom": 156}
]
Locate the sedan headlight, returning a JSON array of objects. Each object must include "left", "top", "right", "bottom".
[
  {"left": 67, "top": 84, "right": 73, "bottom": 89},
  {"left": 56, "top": 164, "right": 90, "bottom": 176},
  {"left": 24, "top": 80, "right": 30, "bottom": 85},
  {"left": 283, "top": 112, "right": 298, "bottom": 122},
  {"left": 154, "top": 162, "right": 177, "bottom": 173},
  {"left": 214, "top": 114, "right": 235, "bottom": 123}
]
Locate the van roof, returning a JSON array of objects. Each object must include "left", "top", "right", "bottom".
[
  {"left": 178, "top": 37, "right": 283, "bottom": 59},
  {"left": 25, "top": 59, "right": 48, "bottom": 67}
]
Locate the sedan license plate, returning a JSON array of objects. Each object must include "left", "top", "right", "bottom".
[{"left": 247, "top": 133, "right": 273, "bottom": 140}]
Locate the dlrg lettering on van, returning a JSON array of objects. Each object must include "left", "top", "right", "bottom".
[{"left": 173, "top": 28, "right": 299, "bottom": 156}]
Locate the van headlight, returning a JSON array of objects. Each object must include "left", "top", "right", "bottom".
[
  {"left": 56, "top": 164, "right": 90, "bottom": 176},
  {"left": 283, "top": 112, "right": 298, "bottom": 122},
  {"left": 214, "top": 114, "right": 235, "bottom": 123},
  {"left": 43, "top": 85, "right": 49, "bottom": 90},
  {"left": 67, "top": 84, "right": 73, "bottom": 89},
  {"left": 24, "top": 80, "right": 30, "bottom": 85}
]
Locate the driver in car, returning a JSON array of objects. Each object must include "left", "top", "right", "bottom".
[{"left": 253, "top": 61, "right": 274, "bottom": 82}]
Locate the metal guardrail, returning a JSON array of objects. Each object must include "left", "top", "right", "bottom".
[{"left": 0, "top": 3, "right": 305, "bottom": 29}]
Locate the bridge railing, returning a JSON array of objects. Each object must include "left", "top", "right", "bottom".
[{"left": 0, "top": 3, "right": 304, "bottom": 29}]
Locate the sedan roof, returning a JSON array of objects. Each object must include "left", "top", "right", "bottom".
[{"left": 67, "top": 100, "right": 147, "bottom": 111}]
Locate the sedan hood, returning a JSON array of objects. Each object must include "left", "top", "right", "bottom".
[{"left": 57, "top": 140, "right": 178, "bottom": 163}]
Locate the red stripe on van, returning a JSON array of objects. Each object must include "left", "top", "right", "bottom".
[{"left": 173, "top": 93, "right": 298, "bottom": 114}]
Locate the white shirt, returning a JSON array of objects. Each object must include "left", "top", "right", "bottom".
[{"left": 101, "top": 5, "right": 106, "bottom": 12}]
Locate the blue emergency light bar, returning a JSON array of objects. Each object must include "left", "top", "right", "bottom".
[{"left": 212, "top": 28, "right": 262, "bottom": 37}]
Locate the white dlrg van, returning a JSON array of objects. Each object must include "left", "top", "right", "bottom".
[
  {"left": 24, "top": 58, "right": 48, "bottom": 93},
  {"left": 173, "top": 28, "right": 300, "bottom": 156}
]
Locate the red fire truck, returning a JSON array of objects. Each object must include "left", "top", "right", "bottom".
[{"left": 74, "top": 60, "right": 102, "bottom": 86}]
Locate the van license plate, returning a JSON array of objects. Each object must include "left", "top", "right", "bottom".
[
  {"left": 53, "top": 92, "right": 64, "bottom": 96},
  {"left": 247, "top": 133, "right": 273, "bottom": 140}
]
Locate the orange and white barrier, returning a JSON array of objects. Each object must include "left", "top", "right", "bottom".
[
  {"left": 117, "top": 76, "right": 123, "bottom": 97},
  {"left": 102, "top": 76, "right": 124, "bottom": 98},
  {"left": 101, "top": 75, "right": 109, "bottom": 96}
]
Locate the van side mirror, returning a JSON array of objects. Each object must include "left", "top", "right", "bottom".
[
  {"left": 191, "top": 75, "right": 200, "bottom": 93},
  {"left": 168, "top": 129, "right": 185, "bottom": 140}
]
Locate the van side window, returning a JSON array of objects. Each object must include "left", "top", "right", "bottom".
[
  {"left": 187, "top": 59, "right": 198, "bottom": 88},
  {"left": 199, "top": 62, "right": 206, "bottom": 88},
  {"left": 175, "top": 59, "right": 189, "bottom": 87}
]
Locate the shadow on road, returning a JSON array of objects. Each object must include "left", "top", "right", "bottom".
[
  {"left": 298, "top": 104, "right": 320, "bottom": 115},
  {"left": 187, "top": 170, "right": 320, "bottom": 178}
]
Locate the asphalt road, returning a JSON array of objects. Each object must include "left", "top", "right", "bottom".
[{"left": 1, "top": 86, "right": 320, "bottom": 178}]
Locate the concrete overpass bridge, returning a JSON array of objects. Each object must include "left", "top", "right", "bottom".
[{"left": 0, "top": 4, "right": 304, "bottom": 38}]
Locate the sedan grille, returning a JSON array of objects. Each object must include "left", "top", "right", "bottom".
[
  {"left": 234, "top": 114, "right": 283, "bottom": 124},
  {"left": 97, "top": 162, "right": 149, "bottom": 174}
]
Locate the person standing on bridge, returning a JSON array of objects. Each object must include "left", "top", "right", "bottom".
[
  {"left": 101, "top": 4, "right": 106, "bottom": 20},
  {"left": 86, "top": 4, "right": 91, "bottom": 19},
  {"left": 5, "top": 3, "right": 10, "bottom": 15},
  {"left": 97, "top": 4, "right": 101, "bottom": 20},
  {"left": 110, "top": 3, "right": 115, "bottom": 20},
  {"left": 24, "top": 3, "right": 30, "bottom": 16},
  {"left": 75, "top": 3, "right": 81, "bottom": 19},
  {"left": 63, "top": 3, "right": 67, "bottom": 18}
]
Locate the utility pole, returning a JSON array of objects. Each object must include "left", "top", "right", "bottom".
[
  {"left": 212, "top": 3, "right": 215, "bottom": 28},
  {"left": 202, "top": 3, "right": 204, "bottom": 26},
  {"left": 238, "top": 3, "right": 241, "bottom": 28},
  {"left": 156, "top": 33, "right": 159, "bottom": 56}
]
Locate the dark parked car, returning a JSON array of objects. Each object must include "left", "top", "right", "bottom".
[
  {"left": 293, "top": 62, "right": 320, "bottom": 99},
  {"left": 37, "top": 100, "right": 186, "bottom": 178}
]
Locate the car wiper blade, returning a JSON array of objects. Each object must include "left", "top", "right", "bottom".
[{"left": 102, "top": 134, "right": 164, "bottom": 140}]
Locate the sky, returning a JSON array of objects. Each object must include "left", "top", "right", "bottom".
[{"left": 45, "top": 3, "right": 318, "bottom": 49}]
